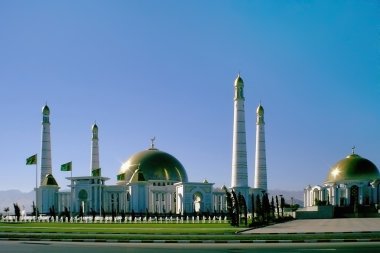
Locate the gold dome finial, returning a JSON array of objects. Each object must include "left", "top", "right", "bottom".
[{"left": 150, "top": 136, "right": 156, "bottom": 149}]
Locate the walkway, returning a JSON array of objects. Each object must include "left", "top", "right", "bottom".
[{"left": 242, "top": 218, "right": 380, "bottom": 234}]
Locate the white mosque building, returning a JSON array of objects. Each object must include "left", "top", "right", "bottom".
[
  {"left": 36, "top": 75, "right": 268, "bottom": 216},
  {"left": 304, "top": 150, "right": 380, "bottom": 209}
]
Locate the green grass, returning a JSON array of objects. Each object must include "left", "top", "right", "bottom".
[
  {"left": 0, "top": 222, "right": 240, "bottom": 235},
  {"left": 1, "top": 222, "right": 379, "bottom": 241}
]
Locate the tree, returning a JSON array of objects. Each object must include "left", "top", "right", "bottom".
[
  {"left": 280, "top": 196, "right": 285, "bottom": 217},
  {"left": 101, "top": 207, "right": 106, "bottom": 220},
  {"left": 238, "top": 193, "right": 248, "bottom": 226},
  {"left": 49, "top": 205, "right": 56, "bottom": 221},
  {"left": 3, "top": 207, "right": 9, "bottom": 217},
  {"left": 145, "top": 208, "right": 150, "bottom": 221},
  {"left": 251, "top": 194, "right": 255, "bottom": 218},
  {"left": 90, "top": 208, "right": 96, "bottom": 222},
  {"left": 262, "top": 193, "right": 270, "bottom": 223},
  {"left": 224, "top": 187, "right": 233, "bottom": 224},
  {"left": 231, "top": 190, "right": 239, "bottom": 227},
  {"left": 13, "top": 203, "right": 21, "bottom": 222},
  {"left": 271, "top": 196, "right": 275, "bottom": 220},
  {"left": 131, "top": 209, "right": 135, "bottom": 222},
  {"left": 121, "top": 209, "right": 126, "bottom": 222},
  {"left": 255, "top": 194, "right": 262, "bottom": 222},
  {"left": 275, "top": 195, "right": 280, "bottom": 218},
  {"left": 32, "top": 202, "right": 37, "bottom": 217}
]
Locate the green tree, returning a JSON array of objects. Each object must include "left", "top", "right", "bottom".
[
  {"left": 238, "top": 193, "right": 248, "bottom": 226},
  {"left": 231, "top": 190, "right": 240, "bottom": 227},
  {"left": 275, "top": 195, "right": 280, "bottom": 218},
  {"left": 224, "top": 187, "right": 233, "bottom": 225},
  {"left": 255, "top": 194, "right": 262, "bottom": 222},
  {"left": 262, "top": 193, "right": 270, "bottom": 223},
  {"left": 13, "top": 203, "right": 21, "bottom": 221},
  {"left": 3, "top": 207, "right": 9, "bottom": 217}
]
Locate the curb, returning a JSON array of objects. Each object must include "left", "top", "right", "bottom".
[{"left": 1, "top": 238, "right": 380, "bottom": 244}]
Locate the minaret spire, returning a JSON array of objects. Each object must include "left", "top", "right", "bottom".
[
  {"left": 254, "top": 103, "right": 267, "bottom": 191},
  {"left": 40, "top": 104, "right": 52, "bottom": 185},
  {"left": 231, "top": 74, "right": 248, "bottom": 188},
  {"left": 91, "top": 122, "right": 100, "bottom": 174}
]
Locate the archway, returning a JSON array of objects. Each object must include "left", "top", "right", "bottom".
[
  {"left": 193, "top": 192, "right": 203, "bottom": 213},
  {"left": 312, "top": 188, "right": 320, "bottom": 205},
  {"left": 350, "top": 185, "right": 359, "bottom": 206},
  {"left": 78, "top": 189, "right": 88, "bottom": 214}
]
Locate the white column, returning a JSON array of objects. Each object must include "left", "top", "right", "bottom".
[
  {"left": 231, "top": 75, "right": 248, "bottom": 188},
  {"left": 40, "top": 105, "right": 52, "bottom": 185},
  {"left": 254, "top": 104, "right": 267, "bottom": 191},
  {"left": 91, "top": 123, "right": 100, "bottom": 174}
]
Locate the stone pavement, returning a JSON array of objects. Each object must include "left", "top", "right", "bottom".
[{"left": 242, "top": 218, "right": 380, "bottom": 234}]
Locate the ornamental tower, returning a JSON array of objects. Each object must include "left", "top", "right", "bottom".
[
  {"left": 231, "top": 74, "right": 248, "bottom": 188},
  {"left": 254, "top": 103, "right": 267, "bottom": 191},
  {"left": 91, "top": 123, "right": 100, "bottom": 174},
  {"left": 40, "top": 105, "right": 53, "bottom": 185}
]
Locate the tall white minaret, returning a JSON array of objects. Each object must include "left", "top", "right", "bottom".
[
  {"left": 231, "top": 74, "right": 248, "bottom": 188},
  {"left": 40, "top": 105, "right": 52, "bottom": 185},
  {"left": 91, "top": 123, "right": 100, "bottom": 174},
  {"left": 254, "top": 103, "right": 267, "bottom": 191}
]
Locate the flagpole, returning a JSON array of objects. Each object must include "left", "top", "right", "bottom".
[
  {"left": 70, "top": 167, "right": 73, "bottom": 220},
  {"left": 35, "top": 157, "right": 38, "bottom": 221}
]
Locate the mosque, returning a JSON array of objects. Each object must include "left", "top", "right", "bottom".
[
  {"left": 35, "top": 75, "right": 268, "bottom": 215},
  {"left": 304, "top": 150, "right": 380, "bottom": 209}
]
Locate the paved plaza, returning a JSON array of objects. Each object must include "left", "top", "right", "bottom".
[{"left": 242, "top": 218, "right": 380, "bottom": 234}]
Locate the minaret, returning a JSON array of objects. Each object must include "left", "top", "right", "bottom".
[
  {"left": 231, "top": 74, "right": 248, "bottom": 188},
  {"left": 40, "top": 105, "right": 52, "bottom": 185},
  {"left": 254, "top": 103, "right": 267, "bottom": 191},
  {"left": 91, "top": 123, "right": 100, "bottom": 174}
]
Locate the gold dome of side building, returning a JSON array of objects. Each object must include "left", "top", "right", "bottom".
[
  {"left": 118, "top": 147, "right": 189, "bottom": 183},
  {"left": 325, "top": 153, "right": 380, "bottom": 183}
]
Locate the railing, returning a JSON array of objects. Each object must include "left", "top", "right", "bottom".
[{"left": 0, "top": 215, "right": 229, "bottom": 224}]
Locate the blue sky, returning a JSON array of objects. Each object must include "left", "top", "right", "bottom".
[{"left": 0, "top": 0, "right": 379, "bottom": 192}]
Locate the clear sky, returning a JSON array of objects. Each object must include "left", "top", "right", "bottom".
[{"left": 0, "top": 1, "right": 378, "bottom": 193}]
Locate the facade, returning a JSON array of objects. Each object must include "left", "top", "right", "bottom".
[
  {"left": 36, "top": 75, "right": 268, "bottom": 216},
  {"left": 304, "top": 150, "right": 380, "bottom": 208}
]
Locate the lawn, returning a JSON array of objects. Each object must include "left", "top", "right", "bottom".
[
  {"left": 1, "top": 222, "right": 380, "bottom": 242},
  {"left": 0, "top": 222, "right": 241, "bottom": 235}
]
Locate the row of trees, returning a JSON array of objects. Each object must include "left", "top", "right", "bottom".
[
  {"left": 224, "top": 188, "right": 288, "bottom": 227},
  {"left": 2, "top": 203, "right": 21, "bottom": 221}
]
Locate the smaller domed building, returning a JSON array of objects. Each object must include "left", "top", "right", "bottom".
[{"left": 304, "top": 150, "right": 380, "bottom": 208}]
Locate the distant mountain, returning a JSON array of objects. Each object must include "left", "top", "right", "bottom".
[
  {"left": 268, "top": 189, "right": 304, "bottom": 206},
  {"left": 0, "top": 190, "right": 35, "bottom": 214}
]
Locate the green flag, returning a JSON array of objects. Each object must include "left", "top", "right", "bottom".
[
  {"left": 26, "top": 154, "right": 37, "bottom": 165},
  {"left": 92, "top": 168, "right": 101, "bottom": 177},
  {"left": 61, "top": 162, "right": 72, "bottom": 172},
  {"left": 117, "top": 173, "right": 125, "bottom": 181}
]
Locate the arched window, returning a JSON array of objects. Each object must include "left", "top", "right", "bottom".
[{"left": 193, "top": 192, "right": 203, "bottom": 213}]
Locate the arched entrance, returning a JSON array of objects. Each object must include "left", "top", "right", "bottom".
[
  {"left": 312, "top": 188, "right": 320, "bottom": 205},
  {"left": 78, "top": 189, "right": 88, "bottom": 214},
  {"left": 350, "top": 185, "right": 359, "bottom": 206},
  {"left": 193, "top": 192, "right": 203, "bottom": 213}
]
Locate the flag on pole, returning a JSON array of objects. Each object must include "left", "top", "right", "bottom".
[
  {"left": 117, "top": 173, "right": 125, "bottom": 181},
  {"left": 92, "top": 168, "right": 101, "bottom": 177},
  {"left": 26, "top": 154, "right": 37, "bottom": 165},
  {"left": 61, "top": 162, "right": 72, "bottom": 171}
]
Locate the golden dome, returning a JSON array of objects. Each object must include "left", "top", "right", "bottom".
[
  {"left": 118, "top": 148, "right": 188, "bottom": 183},
  {"left": 234, "top": 74, "right": 244, "bottom": 86},
  {"left": 41, "top": 174, "right": 58, "bottom": 186},
  {"left": 257, "top": 104, "right": 264, "bottom": 116},
  {"left": 42, "top": 105, "right": 50, "bottom": 115},
  {"left": 325, "top": 153, "right": 379, "bottom": 183}
]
